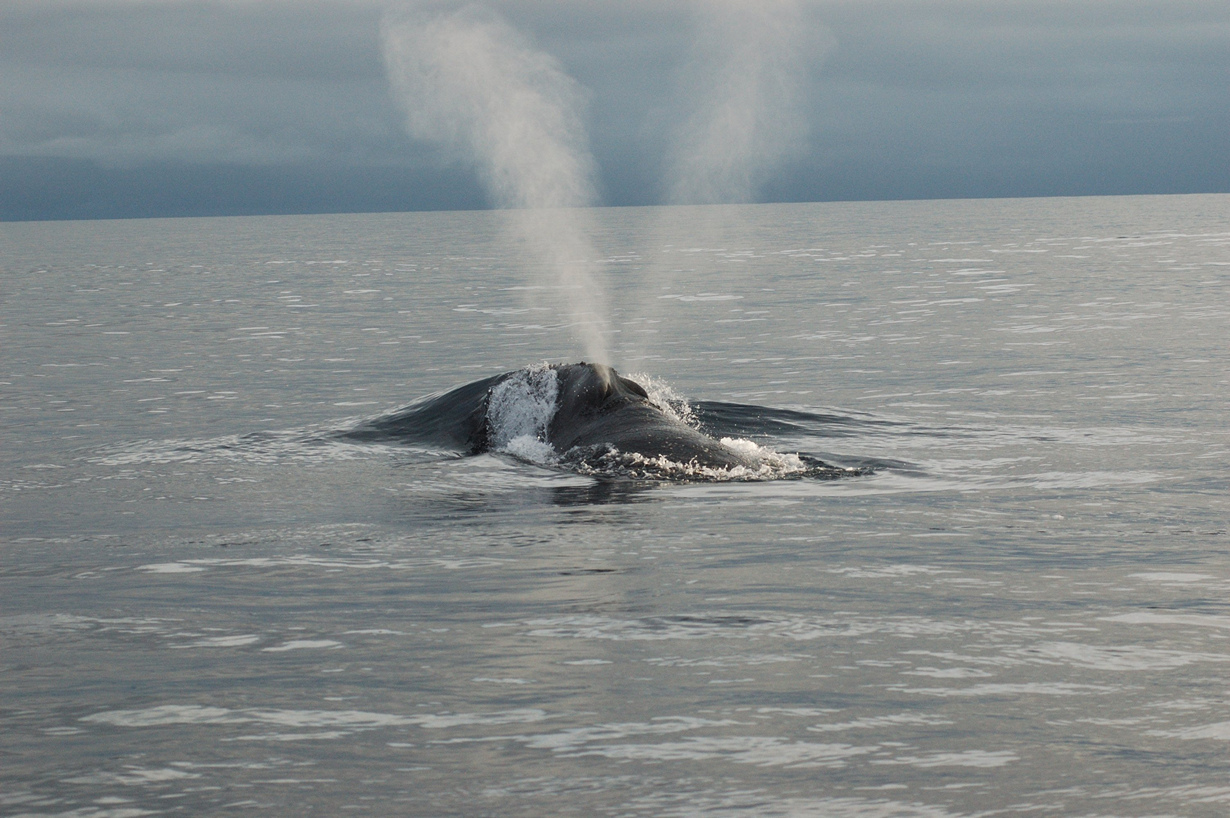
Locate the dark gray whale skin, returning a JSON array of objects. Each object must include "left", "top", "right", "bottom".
[
  {"left": 541, "top": 363, "right": 758, "bottom": 469},
  {"left": 341, "top": 362, "right": 750, "bottom": 467},
  {"left": 340, "top": 362, "right": 856, "bottom": 478}
]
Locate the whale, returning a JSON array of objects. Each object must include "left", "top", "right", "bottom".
[
  {"left": 502, "top": 362, "right": 759, "bottom": 471},
  {"left": 343, "top": 362, "right": 851, "bottom": 479}
]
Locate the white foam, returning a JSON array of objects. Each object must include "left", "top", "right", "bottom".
[
  {"left": 650, "top": 796, "right": 964, "bottom": 818},
  {"left": 1130, "top": 572, "right": 1216, "bottom": 583},
  {"left": 137, "top": 562, "right": 206, "bottom": 573},
  {"left": 82, "top": 705, "right": 247, "bottom": 727},
  {"left": 230, "top": 731, "right": 351, "bottom": 742},
  {"left": 898, "top": 682, "right": 1118, "bottom": 697},
  {"left": 523, "top": 612, "right": 982, "bottom": 643},
  {"left": 7, "top": 805, "right": 159, "bottom": 817},
  {"left": 520, "top": 717, "right": 741, "bottom": 753},
  {"left": 82, "top": 704, "right": 546, "bottom": 731},
  {"left": 1151, "top": 721, "right": 1230, "bottom": 740},
  {"left": 171, "top": 635, "right": 261, "bottom": 649},
  {"left": 502, "top": 434, "right": 557, "bottom": 465},
  {"left": 553, "top": 735, "right": 872, "bottom": 768},
  {"left": 63, "top": 767, "right": 201, "bottom": 786},
  {"left": 646, "top": 653, "right": 809, "bottom": 668},
  {"left": 828, "top": 565, "right": 954, "bottom": 578},
  {"left": 902, "top": 667, "right": 994, "bottom": 678},
  {"left": 516, "top": 716, "right": 872, "bottom": 768},
  {"left": 872, "top": 750, "right": 1018, "bottom": 768},
  {"left": 1102, "top": 612, "right": 1230, "bottom": 630},
  {"left": 1019, "top": 641, "right": 1230, "bottom": 671},
  {"left": 261, "top": 640, "right": 344, "bottom": 652},
  {"left": 808, "top": 713, "right": 953, "bottom": 733}
]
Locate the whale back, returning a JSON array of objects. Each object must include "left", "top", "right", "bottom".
[
  {"left": 340, "top": 372, "right": 500, "bottom": 451},
  {"left": 547, "top": 363, "right": 756, "bottom": 469},
  {"left": 344, "top": 362, "right": 761, "bottom": 472},
  {"left": 551, "top": 363, "right": 647, "bottom": 417},
  {"left": 341, "top": 362, "right": 856, "bottom": 480}
]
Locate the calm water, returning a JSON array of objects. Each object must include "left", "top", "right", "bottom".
[{"left": 2, "top": 196, "right": 1228, "bottom": 817}]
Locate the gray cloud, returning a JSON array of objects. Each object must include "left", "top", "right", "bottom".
[
  {"left": 1, "top": 0, "right": 1227, "bottom": 220},
  {"left": 0, "top": 0, "right": 398, "bottom": 167}
]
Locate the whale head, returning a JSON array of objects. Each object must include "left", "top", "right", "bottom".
[
  {"left": 545, "top": 362, "right": 758, "bottom": 470},
  {"left": 552, "top": 362, "right": 650, "bottom": 419}
]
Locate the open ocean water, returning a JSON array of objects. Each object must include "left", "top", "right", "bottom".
[{"left": 1, "top": 194, "right": 1228, "bottom": 817}]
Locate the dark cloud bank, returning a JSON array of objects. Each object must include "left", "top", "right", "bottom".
[{"left": 1, "top": 0, "right": 1227, "bottom": 221}]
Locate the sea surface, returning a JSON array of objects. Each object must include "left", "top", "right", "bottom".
[{"left": 2, "top": 195, "right": 1228, "bottom": 817}]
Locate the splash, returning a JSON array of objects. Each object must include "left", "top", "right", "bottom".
[
  {"left": 381, "top": 5, "right": 608, "bottom": 362},
  {"left": 625, "top": 370, "right": 700, "bottom": 428},
  {"left": 667, "top": 0, "right": 830, "bottom": 204},
  {"left": 622, "top": 1, "right": 830, "bottom": 363},
  {"left": 485, "top": 364, "right": 559, "bottom": 462}
]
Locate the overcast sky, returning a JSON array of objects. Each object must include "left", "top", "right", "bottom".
[{"left": 2, "top": 0, "right": 1227, "bottom": 221}]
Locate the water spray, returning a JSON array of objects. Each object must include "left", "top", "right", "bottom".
[
  {"left": 668, "top": 0, "right": 827, "bottom": 205},
  {"left": 381, "top": 4, "right": 609, "bottom": 363},
  {"left": 627, "top": 0, "right": 832, "bottom": 364}
]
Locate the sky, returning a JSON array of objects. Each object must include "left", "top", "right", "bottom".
[{"left": 1, "top": 0, "right": 1227, "bottom": 221}]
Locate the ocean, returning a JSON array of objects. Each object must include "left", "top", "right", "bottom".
[{"left": 2, "top": 194, "right": 1228, "bottom": 816}]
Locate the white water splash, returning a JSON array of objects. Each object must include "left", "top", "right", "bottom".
[
  {"left": 485, "top": 366, "right": 559, "bottom": 463},
  {"left": 625, "top": 371, "right": 699, "bottom": 427},
  {"left": 381, "top": 5, "right": 608, "bottom": 362}
]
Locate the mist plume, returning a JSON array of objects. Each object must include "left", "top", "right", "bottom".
[
  {"left": 381, "top": 4, "right": 608, "bottom": 362},
  {"left": 668, "top": 0, "right": 828, "bottom": 205}
]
